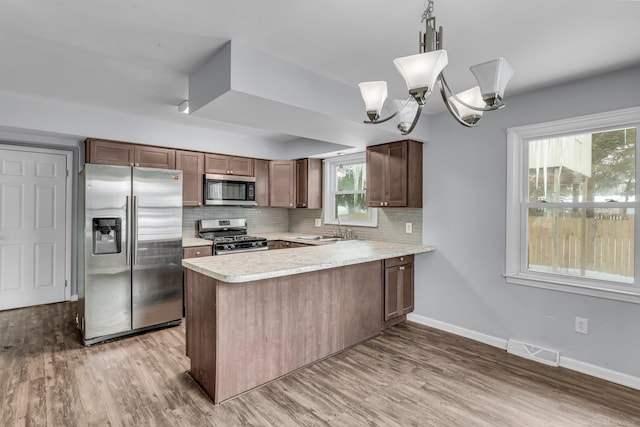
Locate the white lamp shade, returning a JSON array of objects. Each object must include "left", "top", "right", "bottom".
[
  {"left": 358, "top": 81, "right": 388, "bottom": 114},
  {"left": 389, "top": 98, "right": 419, "bottom": 129},
  {"left": 469, "top": 57, "right": 514, "bottom": 99},
  {"left": 449, "top": 86, "right": 484, "bottom": 119},
  {"left": 392, "top": 50, "right": 448, "bottom": 92}
]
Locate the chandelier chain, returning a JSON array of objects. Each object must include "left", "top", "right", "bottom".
[{"left": 422, "top": 0, "right": 434, "bottom": 22}]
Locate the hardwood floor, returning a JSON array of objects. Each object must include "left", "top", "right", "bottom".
[{"left": 1, "top": 302, "right": 639, "bottom": 426}]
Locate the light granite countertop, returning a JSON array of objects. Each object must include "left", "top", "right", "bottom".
[
  {"left": 182, "top": 237, "right": 213, "bottom": 248},
  {"left": 182, "top": 239, "right": 435, "bottom": 283}
]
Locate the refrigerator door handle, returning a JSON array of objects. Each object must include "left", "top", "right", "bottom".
[
  {"left": 125, "top": 196, "right": 131, "bottom": 266},
  {"left": 133, "top": 195, "right": 139, "bottom": 265}
]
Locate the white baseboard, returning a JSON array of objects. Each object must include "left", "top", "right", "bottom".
[
  {"left": 407, "top": 313, "right": 508, "bottom": 350},
  {"left": 406, "top": 313, "right": 640, "bottom": 391},
  {"left": 560, "top": 356, "right": 640, "bottom": 391},
  {"left": 70, "top": 294, "right": 78, "bottom": 302}
]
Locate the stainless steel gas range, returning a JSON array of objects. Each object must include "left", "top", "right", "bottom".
[{"left": 198, "top": 218, "right": 268, "bottom": 255}]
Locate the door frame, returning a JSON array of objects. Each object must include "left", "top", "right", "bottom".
[{"left": 1, "top": 143, "right": 73, "bottom": 303}]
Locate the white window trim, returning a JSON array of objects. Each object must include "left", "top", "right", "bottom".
[
  {"left": 323, "top": 152, "right": 378, "bottom": 227},
  {"left": 506, "top": 106, "right": 640, "bottom": 304}
]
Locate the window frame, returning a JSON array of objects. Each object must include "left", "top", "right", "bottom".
[
  {"left": 323, "top": 152, "right": 378, "bottom": 227},
  {"left": 506, "top": 107, "right": 640, "bottom": 303}
]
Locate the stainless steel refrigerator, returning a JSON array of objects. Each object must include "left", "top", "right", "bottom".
[{"left": 77, "top": 164, "right": 183, "bottom": 345}]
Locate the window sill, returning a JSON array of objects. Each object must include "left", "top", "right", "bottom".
[
  {"left": 505, "top": 272, "right": 640, "bottom": 304},
  {"left": 323, "top": 219, "right": 378, "bottom": 228}
]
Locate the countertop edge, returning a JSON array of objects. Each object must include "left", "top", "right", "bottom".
[{"left": 182, "top": 243, "right": 435, "bottom": 283}]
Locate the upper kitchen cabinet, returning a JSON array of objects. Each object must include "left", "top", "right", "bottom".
[
  {"left": 176, "top": 150, "right": 204, "bottom": 206},
  {"left": 254, "top": 159, "right": 270, "bottom": 207},
  {"left": 269, "top": 160, "right": 295, "bottom": 207},
  {"left": 85, "top": 139, "right": 176, "bottom": 169},
  {"left": 205, "top": 154, "right": 254, "bottom": 176},
  {"left": 296, "top": 158, "right": 322, "bottom": 209},
  {"left": 366, "top": 139, "right": 422, "bottom": 208},
  {"left": 85, "top": 139, "right": 134, "bottom": 166}
]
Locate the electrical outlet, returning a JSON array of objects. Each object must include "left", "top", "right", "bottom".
[
  {"left": 575, "top": 317, "right": 589, "bottom": 334},
  {"left": 314, "top": 218, "right": 322, "bottom": 227},
  {"left": 405, "top": 222, "right": 412, "bottom": 234}
]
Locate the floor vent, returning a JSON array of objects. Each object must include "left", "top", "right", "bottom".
[{"left": 506, "top": 339, "right": 560, "bottom": 367}]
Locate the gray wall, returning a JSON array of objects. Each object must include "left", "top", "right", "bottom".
[{"left": 416, "top": 64, "right": 640, "bottom": 377}]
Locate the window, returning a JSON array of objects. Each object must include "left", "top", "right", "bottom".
[
  {"left": 506, "top": 107, "right": 640, "bottom": 303},
  {"left": 323, "top": 152, "right": 377, "bottom": 227}
]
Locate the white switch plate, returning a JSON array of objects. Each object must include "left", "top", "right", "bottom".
[
  {"left": 405, "top": 222, "right": 412, "bottom": 234},
  {"left": 315, "top": 218, "right": 322, "bottom": 227},
  {"left": 575, "top": 317, "right": 589, "bottom": 334}
]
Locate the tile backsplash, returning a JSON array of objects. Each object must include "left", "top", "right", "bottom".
[
  {"left": 183, "top": 206, "right": 289, "bottom": 237},
  {"left": 184, "top": 206, "right": 422, "bottom": 244},
  {"left": 288, "top": 208, "right": 422, "bottom": 244}
]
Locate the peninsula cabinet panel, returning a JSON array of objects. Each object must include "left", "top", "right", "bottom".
[
  {"left": 205, "top": 154, "right": 254, "bottom": 176},
  {"left": 269, "top": 160, "right": 295, "bottom": 207},
  {"left": 366, "top": 139, "right": 422, "bottom": 208},
  {"left": 176, "top": 150, "right": 204, "bottom": 206},
  {"left": 185, "top": 260, "right": 383, "bottom": 404},
  {"left": 254, "top": 159, "right": 270, "bottom": 207},
  {"left": 85, "top": 139, "right": 134, "bottom": 166},
  {"left": 134, "top": 145, "right": 176, "bottom": 169}
]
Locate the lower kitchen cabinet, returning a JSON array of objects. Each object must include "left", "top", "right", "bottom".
[{"left": 383, "top": 255, "right": 414, "bottom": 323}]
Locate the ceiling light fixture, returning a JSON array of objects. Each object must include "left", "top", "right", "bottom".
[
  {"left": 178, "top": 100, "right": 190, "bottom": 114},
  {"left": 358, "top": 0, "right": 514, "bottom": 134}
]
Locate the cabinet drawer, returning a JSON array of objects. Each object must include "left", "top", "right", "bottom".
[
  {"left": 183, "top": 246, "right": 212, "bottom": 258},
  {"left": 384, "top": 254, "right": 414, "bottom": 268}
]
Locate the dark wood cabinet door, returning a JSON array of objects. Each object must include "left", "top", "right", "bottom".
[
  {"left": 384, "top": 266, "right": 401, "bottom": 321},
  {"left": 204, "top": 154, "right": 230, "bottom": 174},
  {"left": 254, "top": 159, "right": 270, "bottom": 207},
  {"left": 401, "top": 262, "right": 414, "bottom": 315},
  {"left": 228, "top": 156, "right": 254, "bottom": 176},
  {"left": 269, "top": 160, "right": 295, "bottom": 207},
  {"left": 135, "top": 145, "right": 176, "bottom": 169},
  {"left": 296, "top": 158, "right": 322, "bottom": 209},
  {"left": 296, "top": 159, "right": 308, "bottom": 208},
  {"left": 86, "top": 139, "right": 134, "bottom": 166},
  {"left": 366, "top": 144, "right": 387, "bottom": 207},
  {"left": 176, "top": 150, "right": 204, "bottom": 206},
  {"left": 386, "top": 141, "right": 408, "bottom": 207},
  {"left": 383, "top": 255, "right": 414, "bottom": 322},
  {"left": 205, "top": 154, "right": 254, "bottom": 176}
]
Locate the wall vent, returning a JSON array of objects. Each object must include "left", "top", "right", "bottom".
[{"left": 506, "top": 339, "right": 560, "bottom": 367}]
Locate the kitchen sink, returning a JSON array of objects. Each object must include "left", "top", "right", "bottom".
[{"left": 296, "top": 235, "right": 341, "bottom": 242}]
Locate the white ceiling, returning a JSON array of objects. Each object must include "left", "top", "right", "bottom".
[{"left": 1, "top": 0, "right": 639, "bottom": 150}]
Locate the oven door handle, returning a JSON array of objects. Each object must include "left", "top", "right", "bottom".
[{"left": 215, "top": 247, "right": 269, "bottom": 255}]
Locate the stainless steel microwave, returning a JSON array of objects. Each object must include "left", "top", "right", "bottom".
[{"left": 204, "top": 174, "right": 257, "bottom": 206}]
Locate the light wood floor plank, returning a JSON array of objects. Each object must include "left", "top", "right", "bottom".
[{"left": 1, "top": 302, "right": 639, "bottom": 426}]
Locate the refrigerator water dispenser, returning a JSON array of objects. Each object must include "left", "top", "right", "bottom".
[{"left": 92, "top": 217, "right": 121, "bottom": 255}]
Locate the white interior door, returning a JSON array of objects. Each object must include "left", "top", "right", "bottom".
[{"left": 0, "top": 147, "right": 68, "bottom": 310}]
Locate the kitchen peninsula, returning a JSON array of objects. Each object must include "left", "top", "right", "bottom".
[{"left": 182, "top": 239, "right": 434, "bottom": 404}]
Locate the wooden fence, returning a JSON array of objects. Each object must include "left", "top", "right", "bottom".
[{"left": 528, "top": 212, "right": 634, "bottom": 278}]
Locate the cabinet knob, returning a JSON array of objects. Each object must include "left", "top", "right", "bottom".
[
  {"left": 196, "top": 251, "right": 200, "bottom": 255},
  {"left": 380, "top": 202, "right": 384, "bottom": 206},
  {"left": 230, "top": 170, "right": 233, "bottom": 174},
  {"left": 399, "top": 266, "right": 405, "bottom": 270},
  {"left": 198, "top": 202, "right": 202, "bottom": 206},
  {"left": 400, "top": 257, "right": 404, "bottom": 261},
  {"left": 385, "top": 202, "right": 389, "bottom": 206},
  {"left": 135, "top": 163, "right": 140, "bottom": 167}
]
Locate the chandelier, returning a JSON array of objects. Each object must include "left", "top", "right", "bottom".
[{"left": 358, "top": 0, "right": 514, "bottom": 134}]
